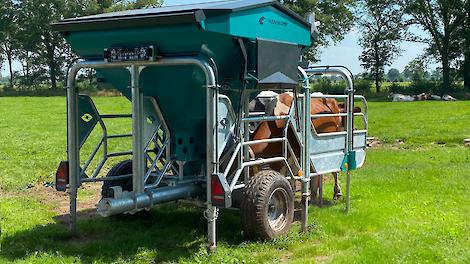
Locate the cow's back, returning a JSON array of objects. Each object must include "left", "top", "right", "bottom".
[
  {"left": 250, "top": 92, "right": 341, "bottom": 158},
  {"left": 277, "top": 92, "right": 340, "bottom": 133},
  {"left": 310, "top": 98, "right": 340, "bottom": 133}
]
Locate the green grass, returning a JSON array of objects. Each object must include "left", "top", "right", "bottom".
[
  {"left": 0, "top": 97, "right": 67, "bottom": 191},
  {"left": 0, "top": 96, "right": 132, "bottom": 192},
  {"left": 367, "top": 99, "right": 469, "bottom": 147},
  {"left": 1, "top": 96, "right": 470, "bottom": 263}
]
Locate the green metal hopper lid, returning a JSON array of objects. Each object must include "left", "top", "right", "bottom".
[{"left": 52, "top": 0, "right": 311, "bottom": 33}]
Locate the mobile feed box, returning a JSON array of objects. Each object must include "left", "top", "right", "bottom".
[{"left": 53, "top": 0, "right": 368, "bottom": 250}]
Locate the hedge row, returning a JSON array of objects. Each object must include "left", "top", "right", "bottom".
[{"left": 312, "top": 78, "right": 469, "bottom": 98}]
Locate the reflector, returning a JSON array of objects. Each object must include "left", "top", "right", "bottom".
[
  {"left": 210, "top": 174, "right": 232, "bottom": 207},
  {"left": 211, "top": 176, "right": 224, "bottom": 201},
  {"left": 56, "top": 161, "right": 69, "bottom": 192}
]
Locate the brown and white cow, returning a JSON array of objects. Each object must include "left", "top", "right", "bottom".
[
  {"left": 443, "top": 94, "right": 457, "bottom": 101},
  {"left": 388, "top": 93, "right": 414, "bottom": 102},
  {"left": 250, "top": 92, "right": 340, "bottom": 156},
  {"left": 249, "top": 92, "right": 355, "bottom": 200}
]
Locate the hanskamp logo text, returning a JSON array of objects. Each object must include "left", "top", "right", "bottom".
[{"left": 259, "top": 17, "right": 288, "bottom": 27}]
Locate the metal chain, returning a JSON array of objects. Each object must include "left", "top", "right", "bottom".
[{"left": 203, "top": 207, "right": 220, "bottom": 221}]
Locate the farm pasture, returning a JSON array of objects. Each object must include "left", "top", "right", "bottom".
[{"left": 0, "top": 96, "right": 469, "bottom": 263}]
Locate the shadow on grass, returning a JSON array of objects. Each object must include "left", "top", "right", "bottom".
[
  {"left": 292, "top": 196, "right": 343, "bottom": 222},
  {"left": 0, "top": 203, "right": 246, "bottom": 263}
]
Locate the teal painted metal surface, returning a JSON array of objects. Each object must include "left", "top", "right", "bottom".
[
  {"left": 55, "top": 0, "right": 314, "bottom": 165},
  {"left": 341, "top": 150, "right": 357, "bottom": 171},
  {"left": 212, "top": 6, "right": 311, "bottom": 46},
  {"left": 64, "top": 24, "right": 206, "bottom": 59},
  {"left": 78, "top": 95, "right": 100, "bottom": 148}
]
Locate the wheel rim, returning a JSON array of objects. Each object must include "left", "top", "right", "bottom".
[{"left": 267, "top": 187, "right": 289, "bottom": 232}]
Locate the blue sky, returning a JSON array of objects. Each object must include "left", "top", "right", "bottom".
[
  {"left": 316, "top": 30, "right": 436, "bottom": 74},
  {"left": 0, "top": 0, "right": 435, "bottom": 77},
  {"left": 162, "top": 0, "right": 436, "bottom": 74}
]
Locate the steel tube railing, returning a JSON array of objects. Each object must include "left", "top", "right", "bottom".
[
  {"left": 144, "top": 160, "right": 173, "bottom": 189},
  {"left": 144, "top": 137, "right": 170, "bottom": 182},
  {"left": 302, "top": 66, "right": 357, "bottom": 213},
  {"left": 229, "top": 157, "right": 288, "bottom": 191},
  {"left": 101, "top": 114, "right": 132, "bottom": 118},
  {"left": 81, "top": 174, "right": 132, "bottom": 182},
  {"left": 107, "top": 134, "right": 132, "bottom": 139},
  {"left": 242, "top": 137, "right": 284, "bottom": 146},
  {"left": 241, "top": 115, "right": 289, "bottom": 123},
  {"left": 67, "top": 57, "right": 218, "bottom": 239}
]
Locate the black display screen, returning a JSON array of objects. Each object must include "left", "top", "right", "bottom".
[{"left": 104, "top": 46, "right": 154, "bottom": 62}]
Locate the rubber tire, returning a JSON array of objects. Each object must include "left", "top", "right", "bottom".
[
  {"left": 102, "top": 160, "right": 154, "bottom": 219},
  {"left": 240, "top": 170, "right": 294, "bottom": 239},
  {"left": 101, "top": 159, "right": 133, "bottom": 198}
]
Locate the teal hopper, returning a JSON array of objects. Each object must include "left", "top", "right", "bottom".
[{"left": 53, "top": 0, "right": 315, "bottom": 159}]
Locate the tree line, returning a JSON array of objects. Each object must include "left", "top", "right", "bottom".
[
  {"left": 1, "top": 0, "right": 469, "bottom": 95},
  {"left": 0, "top": 0, "right": 162, "bottom": 91},
  {"left": 358, "top": 0, "right": 470, "bottom": 95}
]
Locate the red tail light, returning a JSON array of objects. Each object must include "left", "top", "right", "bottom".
[
  {"left": 211, "top": 174, "right": 231, "bottom": 208},
  {"left": 211, "top": 176, "right": 224, "bottom": 201},
  {"left": 56, "top": 161, "right": 69, "bottom": 191}
]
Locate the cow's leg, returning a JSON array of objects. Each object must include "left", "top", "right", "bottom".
[
  {"left": 333, "top": 172, "right": 343, "bottom": 200},
  {"left": 309, "top": 174, "right": 319, "bottom": 206}
]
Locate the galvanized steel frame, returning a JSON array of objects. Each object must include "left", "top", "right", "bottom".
[
  {"left": 66, "top": 57, "right": 219, "bottom": 249},
  {"left": 66, "top": 59, "right": 366, "bottom": 250},
  {"left": 299, "top": 66, "right": 368, "bottom": 213}
]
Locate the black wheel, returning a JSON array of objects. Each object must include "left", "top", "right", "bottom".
[
  {"left": 240, "top": 170, "right": 294, "bottom": 239},
  {"left": 101, "top": 159, "right": 133, "bottom": 198}
]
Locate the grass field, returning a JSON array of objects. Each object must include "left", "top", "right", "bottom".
[{"left": 1, "top": 96, "right": 469, "bottom": 263}]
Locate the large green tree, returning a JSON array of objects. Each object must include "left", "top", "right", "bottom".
[
  {"left": 0, "top": 1, "right": 4, "bottom": 68},
  {"left": 403, "top": 0, "right": 470, "bottom": 95},
  {"left": 15, "top": 0, "right": 83, "bottom": 89},
  {"left": 457, "top": 8, "right": 470, "bottom": 91},
  {"left": 404, "top": 59, "right": 426, "bottom": 82},
  {"left": 13, "top": 0, "right": 162, "bottom": 90},
  {"left": 0, "top": 0, "right": 18, "bottom": 88},
  {"left": 282, "top": 0, "right": 356, "bottom": 62},
  {"left": 358, "top": 0, "right": 405, "bottom": 93},
  {"left": 387, "top": 68, "right": 402, "bottom": 81},
  {"left": 83, "top": 0, "right": 162, "bottom": 14}
]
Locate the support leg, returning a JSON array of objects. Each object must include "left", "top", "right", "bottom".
[
  {"left": 69, "top": 187, "right": 78, "bottom": 235},
  {"left": 345, "top": 170, "right": 351, "bottom": 213},
  {"left": 130, "top": 65, "right": 145, "bottom": 195},
  {"left": 309, "top": 175, "right": 318, "bottom": 205},
  {"left": 318, "top": 174, "right": 323, "bottom": 207},
  {"left": 204, "top": 64, "right": 218, "bottom": 251},
  {"left": 206, "top": 205, "right": 218, "bottom": 252},
  {"left": 301, "top": 72, "right": 311, "bottom": 232},
  {"left": 67, "top": 78, "right": 80, "bottom": 235},
  {"left": 301, "top": 179, "right": 309, "bottom": 233}
]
